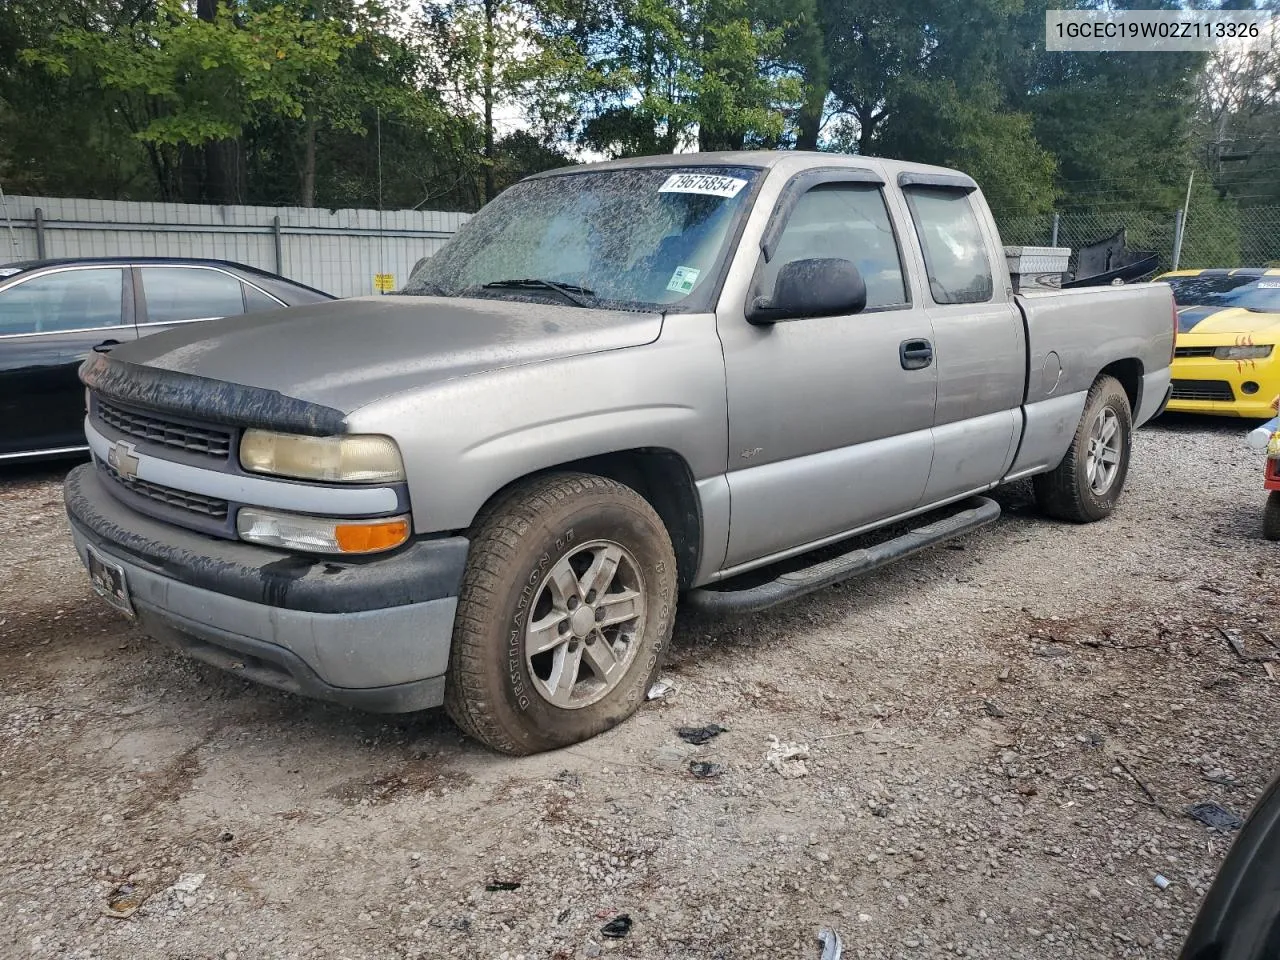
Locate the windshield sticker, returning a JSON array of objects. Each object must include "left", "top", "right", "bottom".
[
  {"left": 666, "top": 265, "right": 701, "bottom": 294},
  {"left": 658, "top": 173, "right": 747, "bottom": 198},
  {"left": 1258, "top": 281, "right": 1280, "bottom": 288}
]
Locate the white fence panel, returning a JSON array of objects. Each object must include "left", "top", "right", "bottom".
[{"left": 0, "top": 194, "right": 467, "bottom": 298}]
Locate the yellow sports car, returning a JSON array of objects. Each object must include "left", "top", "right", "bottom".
[{"left": 1158, "top": 268, "right": 1280, "bottom": 418}]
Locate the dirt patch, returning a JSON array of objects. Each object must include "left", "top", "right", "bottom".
[
  {"left": 326, "top": 763, "right": 474, "bottom": 805},
  {"left": 1, "top": 420, "right": 1278, "bottom": 959}
]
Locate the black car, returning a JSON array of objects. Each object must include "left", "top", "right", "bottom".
[{"left": 0, "top": 257, "right": 333, "bottom": 461}]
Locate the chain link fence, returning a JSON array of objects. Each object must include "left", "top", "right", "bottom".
[{"left": 997, "top": 206, "right": 1280, "bottom": 276}]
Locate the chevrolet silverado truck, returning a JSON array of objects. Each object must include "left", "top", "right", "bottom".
[{"left": 65, "top": 152, "right": 1176, "bottom": 755}]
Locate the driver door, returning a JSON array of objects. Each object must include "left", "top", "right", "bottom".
[{"left": 716, "top": 170, "right": 938, "bottom": 571}]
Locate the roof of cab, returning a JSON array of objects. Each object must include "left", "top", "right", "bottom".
[{"left": 524, "top": 150, "right": 974, "bottom": 183}]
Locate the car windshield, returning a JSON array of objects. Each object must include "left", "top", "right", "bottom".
[
  {"left": 403, "top": 166, "right": 760, "bottom": 310},
  {"left": 1162, "top": 274, "right": 1280, "bottom": 313}
]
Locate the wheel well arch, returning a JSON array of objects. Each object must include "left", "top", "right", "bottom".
[
  {"left": 1100, "top": 358, "right": 1143, "bottom": 415},
  {"left": 472, "top": 448, "right": 703, "bottom": 589}
]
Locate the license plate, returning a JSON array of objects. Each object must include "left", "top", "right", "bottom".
[{"left": 86, "top": 546, "right": 134, "bottom": 617}]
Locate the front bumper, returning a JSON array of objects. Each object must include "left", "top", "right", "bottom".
[
  {"left": 1168, "top": 351, "right": 1280, "bottom": 418},
  {"left": 65, "top": 464, "right": 469, "bottom": 712}
]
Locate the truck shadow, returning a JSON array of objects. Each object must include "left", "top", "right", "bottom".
[
  {"left": 0, "top": 453, "right": 86, "bottom": 484},
  {"left": 1145, "top": 411, "right": 1259, "bottom": 435}
]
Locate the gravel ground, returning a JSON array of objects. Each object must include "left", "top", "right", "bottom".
[{"left": 2, "top": 414, "right": 1278, "bottom": 960}]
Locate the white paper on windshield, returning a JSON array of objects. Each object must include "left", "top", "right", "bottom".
[
  {"left": 658, "top": 173, "right": 747, "bottom": 198},
  {"left": 667, "top": 265, "right": 701, "bottom": 294}
]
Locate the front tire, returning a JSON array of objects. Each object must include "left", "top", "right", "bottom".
[
  {"left": 444, "top": 473, "right": 677, "bottom": 755},
  {"left": 1263, "top": 491, "right": 1280, "bottom": 541},
  {"left": 1033, "top": 374, "right": 1133, "bottom": 523}
]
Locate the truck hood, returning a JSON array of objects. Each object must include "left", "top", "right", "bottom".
[{"left": 112, "top": 295, "right": 663, "bottom": 414}]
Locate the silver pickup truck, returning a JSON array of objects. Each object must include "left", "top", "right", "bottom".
[{"left": 65, "top": 152, "right": 1175, "bottom": 754}]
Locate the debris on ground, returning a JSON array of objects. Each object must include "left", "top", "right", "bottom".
[
  {"left": 167, "top": 873, "right": 206, "bottom": 908},
  {"left": 102, "top": 883, "right": 148, "bottom": 919},
  {"left": 1154, "top": 874, "right": 1171, "bottom": 890},
  {"left": 600, "top": 915, "right": 632, "bottom": 939},
  {"left": 688, "top": 760, "right": 724, "bottom": 779},
  {"left": 1220, "top": 627, "right": 1278, "bottom": 663},
  {"left": 484, "top": 880, "right": 521, "bottom": 892},
  {"left": 553, "top": 769, "right": 582, "bottom": 788},
  {"left": 677, "top": 723, "right": 727, "bottom": 745},
  {"left": 817, "top": 927, "right": 843, "bottom": 959},
  {"left": 766, "top": 735, "right": 810, "bottom": 779},
  {"left": 1186, "top": 802, "right": 1245, "bottom": 831},
  {"left": 983, "top": 700, "right": 1006, "bottom": 718},
  {"left": 646, "top": 679, "right": 675, "bottom": 700},
  {"left": 1115, "top": 757, "right": 1169, "bottom": 815}
]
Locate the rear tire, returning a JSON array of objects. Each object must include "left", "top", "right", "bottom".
[
  {"left": 1263, "top": 492, "right": 1280, "bottom": 542},
  {"left": 1033, "top": 374, "right": 1133, "bottom": 523},
  {"left": 444, "top": 473, "right": 677, "bottom": 755}
]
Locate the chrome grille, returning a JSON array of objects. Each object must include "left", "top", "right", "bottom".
[
  {"left": 101, "top": 461, "right": 229, "bottom": 520},
  {"left": 1170, "top": 379, "right": 1235, "bottom": 402},
  {"left": 1174, "top": 346, "right": 1216, "bottom": 359},
  {"left": 97, "top": 399, "right": 232, "bottom": 458}
]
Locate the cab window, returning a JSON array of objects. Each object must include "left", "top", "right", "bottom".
[
  {"left": 903, "top": 187, "right": 994, "bottom": 304},
  {"left": 762, "top": 183, "right": 908, "bottom": 310}
]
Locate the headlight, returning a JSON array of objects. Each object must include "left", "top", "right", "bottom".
[
  {"left": 1214, "top": 345, "right": 1273, "bottom": 361},
  {"left": 240, "top": 430, "right": 404, "bottom": 483},
  {"left": 237, "top": 508, "right": 410, "bottom": 554}
]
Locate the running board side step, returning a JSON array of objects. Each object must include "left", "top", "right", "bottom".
[{"left": 685, "top": 496, "right": 1002, "bottom": 615}]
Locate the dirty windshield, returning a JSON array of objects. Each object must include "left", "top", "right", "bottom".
[
  {"left": 1162, "top": 273, "right": 1280, "bottom": 313},
  {"left": 404, "top": 166, "right": 759, "bottom": 310}
]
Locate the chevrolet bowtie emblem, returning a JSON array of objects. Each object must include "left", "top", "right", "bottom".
[{"left": 107, "top": 439, "right": 140, "bottom": 480}]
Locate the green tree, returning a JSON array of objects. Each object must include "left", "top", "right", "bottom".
[
  {"left": 0, "top": 0, "right": 156, "bottom": 198},
  {"left": 531, "top": 0, "right": 793, "bottom": 156},
  {"left": 24, "top": 0, "right": 360, "bottom": 200}
]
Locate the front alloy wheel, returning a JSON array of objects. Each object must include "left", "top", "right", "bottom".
[
  {"left": 444, "top": 473, "right": 677, "bottom": 755},
  {"left": 525, "top": 540, "right": 646, "bottom": 709}
]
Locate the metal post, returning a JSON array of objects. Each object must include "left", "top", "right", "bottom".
[
  {"left": 1175, "top": 170, "right": 1195, "bottom": 270},
  {"left": 1171, "top": 208, "right": 1185, "bottom": 271},
  {"left": 272, "top": 215, "right": 283, "bottom": 275},
  {"left": 377, "top": 105, "right": 385, "bottom": 295},
  {"left": 34, "top": 207, "right": 46, "bottom": 259},
  {"left": 1050, "top": 212, "right": 1060, "bottom": 248},
  {"left": 0, "top": 182, "right": 18, "bottom": 260}
]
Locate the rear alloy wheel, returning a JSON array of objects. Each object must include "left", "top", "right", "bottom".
[
  {"left": 444, "top": 473, "right": 677, "bottom": 755},
  {"left": 1034, "top": 374, "right": 1133, "bottom": 523}
]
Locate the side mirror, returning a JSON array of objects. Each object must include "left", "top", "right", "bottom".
[{"left": 747, "top": 257, "right": 867, "bottom": 325}]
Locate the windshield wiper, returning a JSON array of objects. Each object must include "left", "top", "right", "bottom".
[{"left": 480, "top": 278, "right": 595, "bottom": 307}]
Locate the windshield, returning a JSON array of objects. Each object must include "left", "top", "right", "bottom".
[
  {"left": 403, "top": 166, "right": 760, "bottom": 310},
  {"left": 1162, "top": 274, "right": 1280, "bottom": 313}
]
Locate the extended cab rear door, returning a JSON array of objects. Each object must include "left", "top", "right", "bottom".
[
  {"left": 895, "top": 174, "right": 1025, "bottom": 504},
  {"left": 715, "top": 164, "right": 938, "bottom": 571}
]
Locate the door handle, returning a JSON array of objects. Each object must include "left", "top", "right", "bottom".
[
  {"left": 92, "top": 339, "right": 120, "bottom": 354},
  {"left": 899, "top": 338, "right": 933, "bottom": 370}
]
